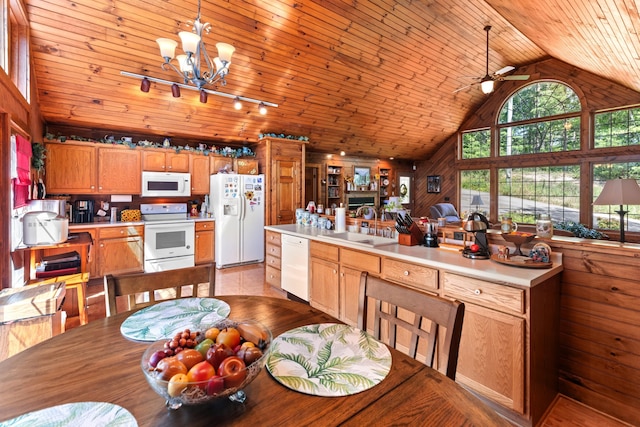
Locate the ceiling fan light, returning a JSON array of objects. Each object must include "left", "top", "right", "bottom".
[
  {"left": 481, "top": 79, "right": 494, "bottom": 94},
  {"left": 156, "top": 38, "right": 178, "bottom": 60},
  {"left": 179, "top": 31, "right": 201, "bottom": 55}
]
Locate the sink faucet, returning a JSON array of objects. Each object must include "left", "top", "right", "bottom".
[{"left": 356, "top": 205, "right": 378, "bottom": 237}]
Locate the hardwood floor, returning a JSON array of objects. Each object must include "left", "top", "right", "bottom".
[{"left": 69, "top": 263, "right": 630, "bottom": 427}]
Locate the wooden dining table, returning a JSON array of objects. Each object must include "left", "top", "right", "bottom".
[{"left": 0, "top": 295, "right": 509, "bottom": 426}]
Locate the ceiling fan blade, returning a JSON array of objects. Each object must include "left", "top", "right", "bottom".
[
  {"left": 494, "top": 65, "right": 515, "bottom": 76},
  {"left": 502, "top": 74, "right": 530, "bottom": 81},
  {"left": 453, "top": 83, "right": 476, "bottom": 93}
]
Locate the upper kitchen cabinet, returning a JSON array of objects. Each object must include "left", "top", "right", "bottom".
[
  {"left": 45, "top": 142, "right": 97, "bottom": 194},
  {"left": 142, "top": 150, "right": 189, "bottom": 172},
  {"left": 190, "top": 154, "right": 211, "bottom": 195},
  {"left": 210, "top": 155, "right": 233, "bottom": 174},
  {"left": 97, "top": 146, "right": 141, "bottom": 194}
]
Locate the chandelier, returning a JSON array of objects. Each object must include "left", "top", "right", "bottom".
[{"left": 156, "top": 0, "right": 235, "bottom": 90}]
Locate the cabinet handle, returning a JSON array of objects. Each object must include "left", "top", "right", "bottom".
[
  {"left": 91, "top": 186, "right": 95, "bottom": 189},
  {"left": 403, "top": 270, "right": 410, "bottom": 276},
  {"left": 333, "top": 269, "right": 337, "bottom": 274},
  {"left": 474, "top": 289, "right": 482, "bottom": 295}
]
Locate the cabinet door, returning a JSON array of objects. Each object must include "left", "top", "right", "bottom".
[
  {"left": 195, "top": 221, "right": 214, "bottom": 265},
  {"left": 98, "top": 236, "right": 144, "bottom": 277},
  {"left": 455, "top": 303, "right": 525, "bottom": 414},
  {"left": 97, "top": 147, "right": 141, "bottom": 194},
  {"left": 273, "top": 159, "right": 300, "bottom": 224},
  {"left": 166, "top": 152, "right": 190, "bottom": 172},
  {"left": 190, "top": 155, "right": 211, "bottom": 195},
  {"left": 339, "top": 266, "right": 362, "bottom": 327},
  {"left": 141, "top": 151, "right": 167, "bottom": 171},
  {"left": 63, "top": 227, "right": 98, "bottom": 278},
  {"left": 45, "top": 143, "right": 96, "bottom": 193},
  {"left": 211, "top": 156, "right": 233, "bottom": 174},
  {"left": 310, "top": 257, "right": 339, "bottom": 318}
]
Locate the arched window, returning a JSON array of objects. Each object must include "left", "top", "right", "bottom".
[{"left": 498, "top": 82, "right": 581, "bottom": 156}]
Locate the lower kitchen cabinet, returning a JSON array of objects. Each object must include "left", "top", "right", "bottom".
[
  {"left": 310, "top": 256, "right": 339, "bottom": 318},
  {"left": 195, "top": 221, "right": 214, "bottom": 265},
  {"left": 339, "top": 265, "right": 362, "bottom": 327},
  {"left": 97, "top": 226, "right": 144, "bottom": 277},
  {"left": 265, "top": 231, "right": 282, "bottom": 289}
]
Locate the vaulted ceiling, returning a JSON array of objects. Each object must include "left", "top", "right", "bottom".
[{"left": 26, "top": 0, "right": 640, "bottom": 159}]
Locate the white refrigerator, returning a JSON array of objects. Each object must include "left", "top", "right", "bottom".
[{"left": 210, "top": 174, "right": 265, "bottom": 268}]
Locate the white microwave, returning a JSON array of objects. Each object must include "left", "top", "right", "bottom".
[{"left": 141, "top": 171, "right": 191, "bottom": 197}]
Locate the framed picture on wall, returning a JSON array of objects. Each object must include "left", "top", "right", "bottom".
[{"left": 427, "top": 175, "right": 441, "bottom": 193}]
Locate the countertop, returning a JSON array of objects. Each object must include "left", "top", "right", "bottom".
[
  {"left": 265, "top": 224, "right": 563, "bottom": 288},
  {"left": 68, "top": 217, "right": 214, "bottom": 229}
]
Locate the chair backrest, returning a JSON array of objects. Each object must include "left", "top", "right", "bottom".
[
  {"left": 358, "top": 272, "right": 465, "bottom": 380},
  {"left": 104, "top": 263, "right": 216, "bottom": 316}
]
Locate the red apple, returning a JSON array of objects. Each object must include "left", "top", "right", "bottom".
[
  {"left": 206, "top": 375, "right": 225, "bottom": 395},
  {"left": 186, "top": 361, "right": 215, "bottom": 387},
  {"left": 470, "top": 244, "right": 480, "bottom": 252},
  {"left": 236, "top": 346, "right": 263, "bottom": 365},
  {"left": 206, "top": 343, "right": 235, "bottom": 371},
  {"left": 148, "top": 350, "right": 167, "bottom": 368},
  {"left": 218, "top": 356, "right": 247, "bottom": 388}
]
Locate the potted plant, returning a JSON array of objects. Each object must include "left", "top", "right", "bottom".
[{"left": 361, "top": 207, "right": 374, "bottom": 219}]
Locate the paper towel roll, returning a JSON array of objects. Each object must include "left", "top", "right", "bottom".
[{"left": 334, "top": 207, "right": 346, "bottom": 232}]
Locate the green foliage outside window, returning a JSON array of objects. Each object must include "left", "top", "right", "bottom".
[
  {"left": 594, "top": 107, "right": 640, "bottom": 148},
  {"left": 461, "top": 130, "right": 490, "bottom": 159}
]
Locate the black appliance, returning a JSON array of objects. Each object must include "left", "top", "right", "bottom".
[
  {"left": 74, "top": 200, "right": 94, "bottom": 223},
  {"left": 423, "top": 220, "right": 439, "bottom": 248},
  {"left": 461, "top": 212, "right": 491, "bottom": 259}
]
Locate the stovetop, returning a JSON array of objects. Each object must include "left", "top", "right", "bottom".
[{"left": 140, "top": 203, "right": 188, "bottom": 222}]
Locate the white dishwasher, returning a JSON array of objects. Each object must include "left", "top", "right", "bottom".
[{"left": 281, "top": 234, "right": 310, "bottom": 301}]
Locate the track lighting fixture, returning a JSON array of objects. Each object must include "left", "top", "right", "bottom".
[
  {"left": 258, "top": 102, "right": 267, "bottom": 115},
  {"left": 140, "top": 77, "right": 150, "bottom": 93},
  {"left": 171, "top": 84, "right": 181, "bottom": 98},
  {"left": 199, "top": 90, "right": 208, "bottom": 103},
  {"left": 234, "top": 97, "right": 243, "bottom": 110}
]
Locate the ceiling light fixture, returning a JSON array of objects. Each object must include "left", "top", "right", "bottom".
[
  {"left": 233, "top": 97, "right": 242, "bottom": 110},
  {"left": 481, "top": 26, "right": 495, "bottom": 94},
  {"left": 140, "top": 77, "right": 150, "bottom": 93},
  {"left": 258, "top": 102, "right": 267, "bottom": 115},
  {"left": 155, "top": 0, "right": 234, "bottom": 90}
]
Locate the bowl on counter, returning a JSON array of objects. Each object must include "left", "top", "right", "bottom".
[
  {"left": 501, "top": 232, "right": 536, "bottom": 256},
  {"left": 141, "top": 319, "right": 271, "bottom": 409}
]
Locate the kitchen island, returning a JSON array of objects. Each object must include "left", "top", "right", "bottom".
[{"left": 265, "top": 223, "right": 563, "bottom": 427}]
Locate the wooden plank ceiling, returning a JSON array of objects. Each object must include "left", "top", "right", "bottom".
[{"left": 26, "top": 0, "right": 640, "bottom": 160}]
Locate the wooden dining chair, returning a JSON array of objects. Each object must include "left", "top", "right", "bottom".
[
  {"left": 358, "top": 272, "right": 465, "bottom": 380},
  {"left": 103, "top": 263, "right": 216, "bottom": 316}
]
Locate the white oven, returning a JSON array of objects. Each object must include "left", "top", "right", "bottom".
[{"left": 141, "top": 203, "right": 195, "bottom": 272}]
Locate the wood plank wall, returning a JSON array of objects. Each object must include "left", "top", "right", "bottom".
[{"left": 417, "top": 58, "right": 640, "bottom": 425}]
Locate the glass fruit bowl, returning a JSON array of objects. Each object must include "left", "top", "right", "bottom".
[
  {"left": 141, "top": 318, "right": 271, "bottom": 409},
  {"left": 501, "top": 231, "right": 536, "bottom": 256}
]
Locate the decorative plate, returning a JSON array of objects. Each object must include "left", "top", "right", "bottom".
[
  {"left": 1, "top": 402, "right": 137, "bottom": 427},
  {"left": 382, "top": 179, "right": 389, "bottom": 186},
  {"left": 266, "top": 323, "right": 392, "bottom": 397},
  {"left": 120, "top": 298, "right": 230, "bottom": 342}
]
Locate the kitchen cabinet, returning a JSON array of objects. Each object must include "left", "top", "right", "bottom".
[
  {"left": 378, "top": 167, "right": 393, "bottom": 202},
  {"left": 339, "top": 265, "right": 362, "bottom": 327},
  {"left": 142, "top": 150, "right": 189, "bottom": 172},
  {"left": 190, "top": 154, "right": 211, "bottom": 195},
  {"left": 255, "top": 137, "right": 306, "bottom": 225},
  {"left": 265, "top": 231, "right": 282, "bottom": 290},
  {"left": 45, "top": 142, "right": 141, "bottom": 195},
  {"left": 97, "top": 146, "right": 141, "bottom": 194},
  {"left": 382, "top": 257, "right": 438, "bottom": 294},
  {"left": 210, "top": 156, "right": 234, "bottom": 174},
  {"left": 96, "top": 226, "right": 144, "bottom": 277},
  {"left": 45, "top": 142, "right": 97, "bottom": 194},
  {"left": 195, "top": 221, "right": 214, "bottom": 265},
  {"left": 310, "top": 245, "right": 340, "bottom": 318}
]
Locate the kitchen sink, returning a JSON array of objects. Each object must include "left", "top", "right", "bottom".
[{"left": 325, "top": 232, "right": 398, "bottom": 247}]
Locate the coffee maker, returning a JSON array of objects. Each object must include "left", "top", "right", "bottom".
[
  {"left": 461, "top": 212, "right": 491, "bottom": 259},
  {"left": 74, "top": 200, "right": 94, "bottom": 223},
  {"left": 423, "top": 220, "right": 439, "bottom": 248}
]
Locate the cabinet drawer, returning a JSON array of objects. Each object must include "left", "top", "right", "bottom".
[
  {"left": 340, "top": 248, "right": 380, "bottom": 274},
  {"left": 195, "top": 221, "right": 214, "bottom": 231},
  {"left": 382, "top": 258, "right": 438, "bottom": 291},
  {"left": 98, "top": 225, "right": 143, "bottom": 239},
  {"left": 266, "top": 242, "right": 281, "bottom": 258},
  {"left": 442, "top": 272, "right": 525, "bottom": 315},
  {"left": 266, "top": 265, "right": 281, "bottom": 288},
  {"left": 266, "top": 230, "right": 281, "bottom": 246},
  {"left": 310, "top": 241, "right": 339, "bottom": 262},
  {"left": 266, "top": 253, "right": 281, "bottom": 269}
]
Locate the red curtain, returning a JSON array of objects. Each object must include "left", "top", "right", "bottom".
[{"left": 13, "top": 134, "right": 32, "bottom": 208}]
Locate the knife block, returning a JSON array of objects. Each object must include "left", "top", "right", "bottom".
[{"left": 398, "top": 223, "right": 424, "bottom": 246}]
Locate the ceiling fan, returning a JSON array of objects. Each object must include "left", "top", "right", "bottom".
[{"left": 454, "top": 26, "right": 530, "bottom": 94}]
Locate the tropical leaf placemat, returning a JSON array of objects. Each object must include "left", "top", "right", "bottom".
[
  {"left": 120, "top": 298, "right": 230, "bottom": 341},
  {"left": 266, "top": 323, "right": 392, "bottom": 397},
  {"left": 0, "top": 402, "right": 137, "bottom": 427}
]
